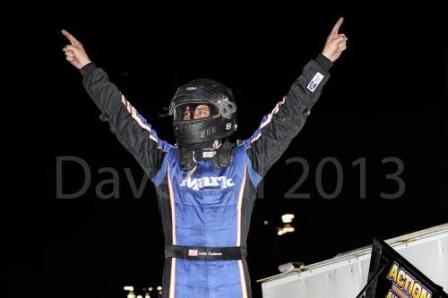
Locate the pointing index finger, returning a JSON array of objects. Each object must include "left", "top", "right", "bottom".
[
  {"left": 330, "top": 17, "right": 344, "bottom": 36},
  {"left": 61, "top": 29, "right": 80, "bottom": 45}
]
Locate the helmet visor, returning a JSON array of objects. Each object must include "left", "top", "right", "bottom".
[{"left": 173, "top": 102, "right": 219, "bottom": 122}]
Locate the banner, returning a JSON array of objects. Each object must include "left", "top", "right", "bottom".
[{"left": 357, "top": 239, "right": 448, "bottom": 298}]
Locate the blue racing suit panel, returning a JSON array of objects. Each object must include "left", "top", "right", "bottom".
[
  {"left": 156, "top": 144, "right": 256, "bottom": 298},
  {"left": 174, "top": 260, "right": 244, "bottom": 298},
  {"left": 166, "top": 145, "right": 248, "bottom": 247}
]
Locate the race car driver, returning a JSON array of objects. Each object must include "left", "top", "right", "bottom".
[{"left": 62, "top": 17, "right": 347, "bottom": 298}]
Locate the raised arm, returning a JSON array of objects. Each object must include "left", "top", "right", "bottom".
[
  {"left": 62, "top": 30, "right": 170, "bottom": 180},
  {"left": 246, "top": 18, "right": 348, "bottom": 177}
]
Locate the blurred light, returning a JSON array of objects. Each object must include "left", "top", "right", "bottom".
[
  {"left": 124, "top": 286, "right": 134, "bottom": 291},
  {"left": 157, "top": 286, "right": 163, "bottom": 291},
  {"left": 263, "top": 220, "right": 269, "bottom": 225},
  {"left": 277, "top": 222, "right": 296, "bottom": 236},
  {"left": 278, "top": 262, "right": 295, "bottom": 272},
  {"left": 284, "top": 225, "right": 295, "bottom": 233},
  {"left": 281, "top": 214, "right": 295, "bottom": 223},
  {"left": 278, "top": 261, "right": 305, "bottom": 273}
]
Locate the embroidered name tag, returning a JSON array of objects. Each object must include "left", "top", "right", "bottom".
[{"left": 307, "top": 72, "right": 324, "bottom": 92}]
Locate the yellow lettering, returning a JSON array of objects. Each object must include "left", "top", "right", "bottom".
[
  {"left": 397, "top": 270, "right": 406, "bottom": 288},
  {"left": 404, "top": 274, "right": 415, "bottom": 294},
  {"left": 387, "top": 263, "right": 399, "bottom": 282},
  {"left": 392, "top": 284, "right": 407, "bottom": 298},
  {"left": 386, "top": 290, "right": 397, "bottom": 298},
  {"left": 420, "top": 288, "right": 432, "bottom": 298},
  {"left": 411, "top": 282, "right": 421, "bottom": 298}
]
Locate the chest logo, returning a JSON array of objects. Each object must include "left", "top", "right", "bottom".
[{"left": 179, "top": 176, "right": 235, "bottom": 191}]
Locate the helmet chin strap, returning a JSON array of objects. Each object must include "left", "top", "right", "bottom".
[
  {"left": 179, "top": 139, "right": 234, "bottom": 172},
  {"left": 203, "top": 139, "right": 222, "bottom": 151},
  {"left": 213, "top": 139, "right": 234, "bottom": 168}
]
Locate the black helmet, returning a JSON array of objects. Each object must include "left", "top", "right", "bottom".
[{"left": 169, "top": 79, "right": 237, "bottom": 148}]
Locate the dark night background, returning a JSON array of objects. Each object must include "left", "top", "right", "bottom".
[{"left": 7, "top": 2, "right": 447, "bottom": 297}]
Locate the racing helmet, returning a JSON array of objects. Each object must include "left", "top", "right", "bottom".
[{"left": 169, "top": 79, "right": 237, "bottom": 148}]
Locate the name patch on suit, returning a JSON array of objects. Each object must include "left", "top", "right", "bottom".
[{"left": 307, "top": 72, "right": 324, "bottom": 92}]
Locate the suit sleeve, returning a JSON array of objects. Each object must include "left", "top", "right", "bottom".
[
  {"left": 246, "top": 54, "right": 333, "bottom": 177},
  {"left": 80, "top": 62, "right": 170, "bottom": 179}
]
